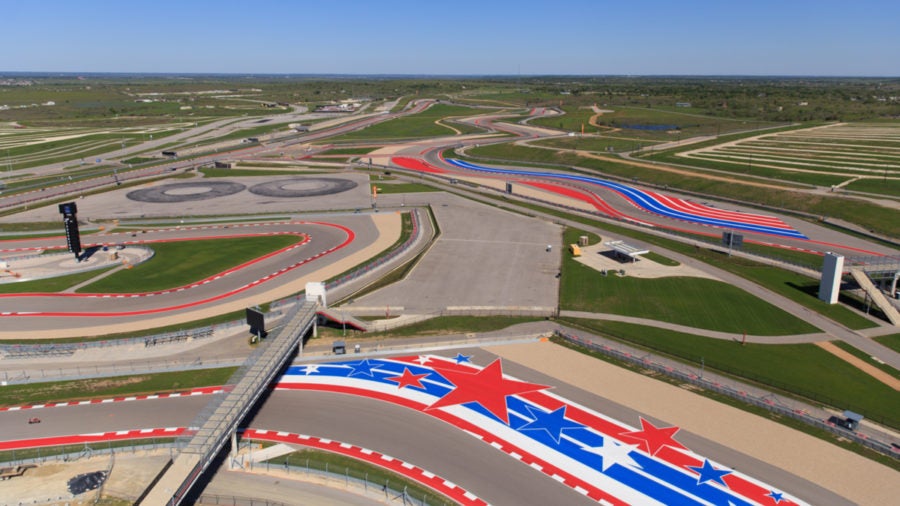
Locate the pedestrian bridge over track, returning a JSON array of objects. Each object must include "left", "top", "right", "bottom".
[{"left": 138, "top": 301, "right": 318, "bottom": 505}]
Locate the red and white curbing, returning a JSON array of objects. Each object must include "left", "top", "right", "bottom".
[
  {"left": 0, "top": 386, "right": 225, "bottom": 412},
  {"left": 244, "top": 428, "right": 489, "bottom": 506},
  {"left": 0, "top": 427, "right": 185, "bottom": 451}
]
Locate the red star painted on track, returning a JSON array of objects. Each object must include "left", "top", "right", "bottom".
[
  {"left": 618, "top": 417, "right": 687, "bottom": 456},
  {"left": 386, "top": 368, "right": 429, "bottom": 389},
  {"left": 426, "top": 358, "right": 549, "bottom": 424}
]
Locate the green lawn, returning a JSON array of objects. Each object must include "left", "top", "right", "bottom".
[
  {"left": 528, "top": 105, "right": 601, "bottom": 133},
  {"left": 831, "top": 341, "right": 900, "bottom": 380},
  {"left": 374, "top": 182, "right": 440, "bottom": 194},
  {"left": 0, "top": 367, "right": 237, "bottom": 407},
  {"left": 0, "top": 267, "right": 117, "bottom": 294},
  {"left": 77, "top": 235, "right": 301, "bottom": 293},
  {"left": 260, "top": 448, "right": 453, "bottom": 506},
  {"left": 560, "top": 229, "right": 819, "bottom": 335},
  {"left": 875, "top": 334, "right": 900, "bottom": 354},
  {"left": 330, "top": 104, "right": 487, "bottom": 140},
  {"left": 461, "top": 138, "right": 900, "bottom": 238},
  {"left": 561, "top": 318, "right": 900, "bottom": 428},
  {"left": 199, "top": 167, "right": 301, "bottom": 177},
  {"left": 531, "top": 136, "right": 663, "bottom": 153},
  {"left": 843, "top": 177, "right": 900, "bottom": 198}
]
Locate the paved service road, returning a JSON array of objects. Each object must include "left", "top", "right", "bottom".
[{"left": 346, "top": 192, "right": 561, "bottom": 312}]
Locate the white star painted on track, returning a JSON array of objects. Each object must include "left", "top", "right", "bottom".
[
  {"left": 582, "top": 438, "right": 641, "bottom": 472},
  {"left": 300, "top": 364, "right": 320, "bottom": 375},
  {"left": 415, "top": 355, "right": 433, "bottom": 365}
]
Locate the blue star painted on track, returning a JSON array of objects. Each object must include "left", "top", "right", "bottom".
[
  {"left": 346, "top": 359, "right": 379, "bottom": 377},
  {"left": 688, "top": 459, "right": 732, "bottom": 486},
  {"left": 517, "top": 405, "right": 584, "bottom": 444},
  {"left": 767, "top": 491, "right": 784, "bottom": 503},
  {"left": 454, "top": 353, "right": 472, "bottom": 364}
]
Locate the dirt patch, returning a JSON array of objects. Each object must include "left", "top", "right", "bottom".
[
  {"left": 815, "top": 341, "right": 900, "bottom": 391},
  {"left": 576, "top": 151, "right": 797, "bottom": 191},
  {"left": 0, "top": 451, "right": 169, "bottom": 505}
]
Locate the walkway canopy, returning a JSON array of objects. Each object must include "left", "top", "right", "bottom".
[{"left": 604, "top": 240, "right": 649, "bottom": 263}]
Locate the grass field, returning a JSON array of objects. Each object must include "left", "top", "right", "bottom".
[
  {"left": 199, "top": 167, "right": 302, "bottom": 177},
  {"left": 260, "top": 448, "right": 453, "bottom": 506},
  {"left": 560, "top": 229, "right": 819, "bottom": 335},
  {"left": 329, "top": 104, "right": 488, "bottom": 141},
  {"left": 560, "top": 318, "right": 900, "bottom": 428},
  {"left": 528, "top": 105, "right": 782, "bottom": 140},
  {"left": 0, "top": 367, "right": 237, "bottom": 407},
  {"left": 0, "top": 267, "right": 117, "bottom": 294},
  {"left": 530, "top": 136, "right": 663, "bottom": 153},
  {"left": 373, "top": 182, "right": 440, "bottom": 194},
  {"left": 525, "top": 199, "right": 871, "bottom": 328},
  {"left": 874, "top": 333, "right": 900, "bottom": 353},
  {"left": 459, "top": 141, "right": 900, "bottom": 238},
  {"left": 77, "top": 235, "right": 301, "bottom": 293},
  {"left": 669, "top": 123, "right": 900, "bottom": 194}
]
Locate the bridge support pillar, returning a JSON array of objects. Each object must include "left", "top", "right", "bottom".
[{"left": 230, "top": 430, "right": 238, "bottom": 469}]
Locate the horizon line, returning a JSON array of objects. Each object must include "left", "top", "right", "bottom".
[{"left": 2, "top": 71, "right": 899, "bottom": 80}]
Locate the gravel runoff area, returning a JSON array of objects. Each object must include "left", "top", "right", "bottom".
[{"left": 491, "top": 340, "right": 900, "bottom": 506}]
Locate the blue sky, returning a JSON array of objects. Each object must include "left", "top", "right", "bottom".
[{"left": 2, "top": 0, "right": 898, "bottom": 76}]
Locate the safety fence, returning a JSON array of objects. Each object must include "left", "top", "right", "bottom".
[
  {"left": 1, "top": 356, "right": 243, "bottom": 384},
  {"left": 0, "top": 318, "right": 250, "bottom": 360},
  {"left": 0, "top": 441, "right": 449, "bottom": 506},
  {"left": 2, "top": 208, "right": 424, "bottom": 373},
  {"left": 0, "top": 439, "right": 177, "bottom": 466},
  {"left": 554, "top": 329, "right": 900, "bottom": 461},
  {"left": 196, "top": 496, "right": 288, "bottom": 506},
  {"left": 270, "top": 207, "right": 424, "bottom": 311}
]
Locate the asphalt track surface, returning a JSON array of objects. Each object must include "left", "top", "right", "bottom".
[
  {"left": 0, "top": 347, "right": 848, "bottom": 505},
  {"left": 403, "top": 111, "right": 898, "bottom": 259},
  {"left": 0, "top": 216, "right": 377, "bottom": 334},
  {"left": 409, "top": 153, "right": 896, "bottom": 259},
  {"left": 1, "top": 103, "right": 897, "bottom": 504}
]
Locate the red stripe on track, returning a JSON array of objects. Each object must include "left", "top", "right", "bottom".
[
  {"left": 244, "top": 429, "right": 489, "bottom": 506},
  {"left": 0, "top": 221, "right": 354, "bottom": 317},
  {"left": 391, "top": 157, "right": 447, "bottom": 174},
  {"left": 0, "top": 427, "right": 185, "bottom": 451},
  {"left": 274, "top": 382, "right": 627, "bottom": 505},
  {"left": 0, "top": 386, "right": 225, "bottom": 412}
]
